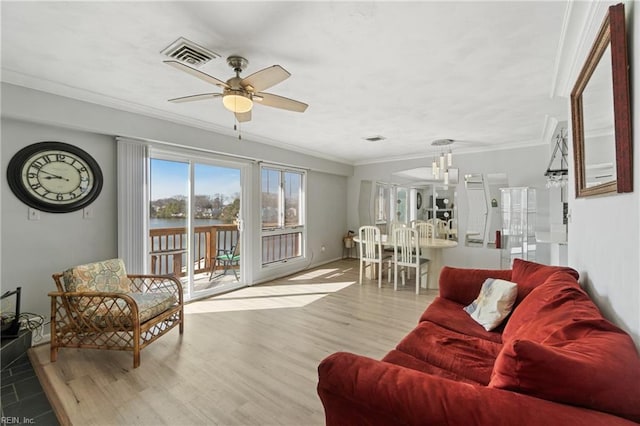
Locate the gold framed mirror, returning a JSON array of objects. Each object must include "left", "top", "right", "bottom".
[{"left": 570, "top": 3, "right": 632, "bottom": 197}]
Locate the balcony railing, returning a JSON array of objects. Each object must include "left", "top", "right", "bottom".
[{"left": 149, "top": 225, "right": 238, "bottom": 278}]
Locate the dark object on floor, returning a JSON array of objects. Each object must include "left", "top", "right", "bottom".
[{"left": 1, "top": 287, "right": 21, "bottom": 339}]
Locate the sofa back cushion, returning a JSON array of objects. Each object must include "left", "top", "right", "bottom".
[
  {"left": 510, "top": 259, "right": 578, "bottom": 306},
  {"left": 490, "top": 273, "right": 640, "bottom": 422},
  {"left": 502, "top": 270, "right": 591, "bottom": 341},
  {"left": 62, "top": 258, "right": 131, "bottom": 293},
  {"left": 438, "top": 266, "right": 512, "bottom": 306}
]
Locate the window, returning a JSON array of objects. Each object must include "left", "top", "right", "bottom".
[{"left": 261, "top": 166, "right": 305, "bottom": 265}]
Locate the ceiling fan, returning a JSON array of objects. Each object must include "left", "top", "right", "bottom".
[{"left": 164, "top": 56, "right": 308, "bottom": 123}]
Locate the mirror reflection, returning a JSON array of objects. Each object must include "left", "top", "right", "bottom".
[
  {"left": 464, "top": 173, "right": 508, "bottom": 248},
  {"left": 360, "top": 177, "right": 458, "bottom": 242},
  {"left": 581, "top": 44, "right": 616, "bottom": 188},
  {"left": 464, "top": 174, "right": 486, "bottom": 246},
  {"left": 571, "top": 3, "right": 632, "bottom": 197},
  {"left": 416, "top": 185, "right": 458, "bottom": 240}
]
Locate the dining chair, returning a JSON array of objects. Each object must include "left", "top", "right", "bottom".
[
  {"left": 385, "top": 221, "right": 407, "bottom": 280},
  {"left": 409, "top": 219, "right": 426, "bottom": 228},
  {"left": 435, "top": 218, "right": 449, "bottom": 238},
  {"left": 387, "top": 221, "right": 407, "bottom": 244},
  {"left": 392, "top": 227, "right": 429, "bottom": 294},
  {"left": 446, "top": 218, "right": 458, "bottom": 239},
  {"left": 358, "top": 226, "right": 390, "bottom": 288},
  {"left": 415, "top": 222, "right": 434, "bottom": 242}
]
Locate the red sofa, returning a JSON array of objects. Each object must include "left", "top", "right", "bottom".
[{"left": 317, "top": 259, "right": 640, "bottom": 425}]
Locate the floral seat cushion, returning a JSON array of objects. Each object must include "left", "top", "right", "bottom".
[{"left": 79, "top": 292, "right": 178, "bottom": 328}]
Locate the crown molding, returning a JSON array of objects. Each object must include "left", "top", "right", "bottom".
[{"left": 551, "top": 1, "right": 618, "bottom": 98}]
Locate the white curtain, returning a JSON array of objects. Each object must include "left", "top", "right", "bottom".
[{"left": 116, "top": 137, "right": 148, "bottom": 273}]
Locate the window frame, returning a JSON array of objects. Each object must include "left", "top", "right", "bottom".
[{"left": 260, "top": 164, "right": 307, "bottom": 267}]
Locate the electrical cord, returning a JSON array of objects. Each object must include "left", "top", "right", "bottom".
[{"left": 18, "top": 312, "right": 47, "bottom": 342}]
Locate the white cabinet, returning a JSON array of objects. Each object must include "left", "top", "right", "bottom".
[{"left": 500, "top": 187, "right": 536, "bottom": 268}]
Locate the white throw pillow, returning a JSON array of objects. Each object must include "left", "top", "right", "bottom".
[{"left": 464, "top": 278, "right": 518, "bottom": 331}]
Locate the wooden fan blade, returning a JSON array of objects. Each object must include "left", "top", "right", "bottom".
[
  {"left": 241, "top": 65, "right": 290, "bottom": 93},
  {"left": 164, "top": 60, "right": 229, "bottom": 88},
  {"left": 255, "top": 92, "right": 308, "bottom": 112},
  {"left": 168, "top": 93, "right": 222, "bottom": 103},
  {"left": 235, "top": 110, "right": 252, "bottom": 123}
]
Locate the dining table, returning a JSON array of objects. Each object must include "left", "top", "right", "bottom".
[{"left": 353, "top": 234, "right": 457, "bottom": 289}]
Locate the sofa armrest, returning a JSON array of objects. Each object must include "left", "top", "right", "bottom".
[
  {"left": 317, "top": 352, "right": 634, "bottom": 426},
  {"left": 438, "top": 266, "right": 512, "bottom": 305}
]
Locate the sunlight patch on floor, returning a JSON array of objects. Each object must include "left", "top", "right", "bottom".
[
  {"left": 214, "top": 282, "right": 354, "bottom": 298},
  {"left": 184, "top": 281, "right": 354, "bottom": 314},
  {"left": 287, "top": 268, "right": 340, "bottom": 280}
]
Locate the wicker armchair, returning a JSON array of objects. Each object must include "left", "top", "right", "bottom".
[{"left": 49, "top": 258, "right": 184, "bottom": 368}]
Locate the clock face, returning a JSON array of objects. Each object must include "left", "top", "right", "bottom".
[{"left": 7, "top": 142, "right": 103, "bottom": 213}]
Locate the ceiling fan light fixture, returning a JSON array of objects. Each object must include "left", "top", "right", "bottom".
[{"left": 222, "top": 91, "right": 253, "bottom": 113}]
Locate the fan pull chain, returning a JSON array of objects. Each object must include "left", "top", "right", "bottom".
[{"left": 234, "top": 118, "right": 242, "bottom": 140}]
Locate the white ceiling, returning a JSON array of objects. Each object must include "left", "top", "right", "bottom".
[{"left": 1, "top": 1, "right": 570, "bottom": 165}]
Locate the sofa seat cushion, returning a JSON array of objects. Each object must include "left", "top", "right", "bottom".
[
  {"left": 382, "top": 349, "right": 481, "bottom": 385},
  {"left": 420, "top": 297, "right": 503, "bottom": 343},
  {"left": 491, "top": 273, "right": 640, "bottom": 423},
  {"left": 395, "top": 321, "right": 502, "bottom": 385},
  {"left": 510, "top": 259, "right": 578, "bottom": 306},
  {"left": 62, "top": 258, "right": 131, "bottom": 293},
  {"left": 80, "top": 292, "right": 178, "bottom": 328}
]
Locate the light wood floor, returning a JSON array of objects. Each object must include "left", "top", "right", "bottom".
[{"left": 30, "top": 259, "right": 437, "bottom": 426}]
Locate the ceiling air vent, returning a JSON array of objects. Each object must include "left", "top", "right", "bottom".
[
  {"left": 364, "top": 135, "right": 386, "bottom": 142},
  {"left": 161, "top": 37, "right": 220, "bottom": 67}
]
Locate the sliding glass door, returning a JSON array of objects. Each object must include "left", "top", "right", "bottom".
[{"left": 149, "top": 153, "right": 243, "bottom": 300}]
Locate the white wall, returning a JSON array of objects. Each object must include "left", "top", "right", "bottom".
[
  {"left": 568, "top": 2, "right": 640, "bottom": 348},
  {"left": 348, "top": 144, "right": 552, "bottom": 270},
  {"left": 1, "top": 119, "right": 117, "bottom": 319},
  {"left": 307, "top": 170, "right": 348, "bottom": 264},
  {"left": 1, "top": 87, "right": 351, "bottom": 321}
]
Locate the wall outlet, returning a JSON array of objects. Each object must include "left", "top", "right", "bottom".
[
  {"left": 83, "top": 207, "right": 94, "bottom": 219},
  {"left": 28, "top": 208, "right": 40, "bottom": 221}
]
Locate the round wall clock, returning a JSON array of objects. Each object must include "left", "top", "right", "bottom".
[{"left": 7, "top": 141, "right": 103, "bottom": 213}]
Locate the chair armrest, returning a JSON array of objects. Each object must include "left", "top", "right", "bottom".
[
  {"left": 126, "top": 275, "right": 183, "bottom": 303},
  {"left": 438, "top": 266, "right": 512, "bottom": 305},
  {"left": 317, "top": 352, "right": 635, "bottom": 426},
  {"left": 48, "top": 291, "right": 140, "bottom": 325}
]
